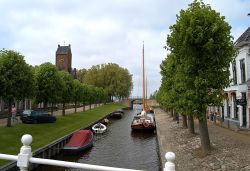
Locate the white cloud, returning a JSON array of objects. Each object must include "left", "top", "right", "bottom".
[{"left": 0, "top": 0, "right": 248, "bottom": 96}]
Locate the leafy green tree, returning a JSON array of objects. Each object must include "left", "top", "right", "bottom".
[
  {"left": 81, "top": 83, "right": 89, "bottom": 111},
  {"left": 76, "top": 68, "right": 87, "bottom": 83},
  {"left": 34, "top": 62, "right": 63, "bottom": 115},
  {"left": 0, "top": 49, "right": 34, "bottom": 127},
  {"left": 72, "top": 80, "right": 82, "bottom": 113},
  {"left": 165, "top": 0, "right": 236, "bottom": 154},
  {"left": 84, "top": 63, "right": 133, "bottom": 101},
  {"left": 87, "top": 85, "right": 96, "bottom": 110},
  {"left": 59, "top": 71, "right": 73, "bottom": 116}
]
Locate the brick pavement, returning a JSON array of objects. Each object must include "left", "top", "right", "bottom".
[{"left": 155, "top": 108, "right": 250, "bottom": 171}]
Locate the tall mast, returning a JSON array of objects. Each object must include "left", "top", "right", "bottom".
[
  {"left": 146, "top": 77, "right": 147, "bottom": 108},
  {"left": 142, "top": 42, "right": 145, "bottom": 110}
]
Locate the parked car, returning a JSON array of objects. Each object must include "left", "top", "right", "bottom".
[{"left": 21, "top": 110, "right": 56, "bottom": 124}]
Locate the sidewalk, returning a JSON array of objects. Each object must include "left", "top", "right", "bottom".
[
  {"left": 154, "top": 108, "right": 250, "bottom": 171},
  {"left": 0, "top": 104, "right": 100, "bottom": 127}
]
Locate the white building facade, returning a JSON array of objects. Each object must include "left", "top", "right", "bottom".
[{"left": 223, "top": 27, "right": 250, "bottom": 129}]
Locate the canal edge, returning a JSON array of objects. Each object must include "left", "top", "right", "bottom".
[
  {"left": 154, "top": 108, "right": 172, "bottom": 171},
  {"left": 0, "top": 109, "right": 124, "bottom": 171}
]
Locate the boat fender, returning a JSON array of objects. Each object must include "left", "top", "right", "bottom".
[{"left": 143, "top": 121, "right": 150, "bottom": 127}]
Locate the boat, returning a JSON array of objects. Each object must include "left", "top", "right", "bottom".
[
  {"left": 109, "top": 110, "right": 124, "bottom": 119},
  {"left": 100, "top": 118, "right": 110, "bottom": 125},
  {"left": 63, "top": 130, "right": 94, "bottom": 153},
  {"left": 131, "top": 42, "right": 156, "bottom": 132},
  {"left": 92, "top": 122, "right": 107, "bottom": 134},
  {"left": 131, "top": 110, "right": 155, "bottom": 131}
]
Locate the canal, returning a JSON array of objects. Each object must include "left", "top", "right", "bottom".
[{"left": 34, "top": 106, "right": 160, "bottom": 171}]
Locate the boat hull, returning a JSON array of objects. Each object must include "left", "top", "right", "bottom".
[
  {"left": 109, "top": 112, "right": 123, "bottom": 119},
  {"left": 63, "top": 141, "right": 93, "bottom": 154},
  {"left": 131, "top": 124, "right": 155, "bottom": 131},
  {"left": 63, "top": 130, "right": 94, "bottom": 154},
  {"left": 131, "top": 116, "right": 156, "bottom": 132}
]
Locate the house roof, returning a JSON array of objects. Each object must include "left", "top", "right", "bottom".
[
  {"left": 234, "top": 27, "right": 250, "bottom": 48},
  {"left": 56, "top": 44, "right": 71, "bottom": 55}
]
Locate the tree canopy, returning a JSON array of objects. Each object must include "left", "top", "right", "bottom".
[
  {"left": 0, "top": 49, "right": 34, "bottom": 127},
  {"left": 158, "top": 0, "right": 236, "bottom": 154},
  {"left": 84, "top": 63, "right": 133, "bottom": 100},
  {"left": 34, "top": 62, "right": 63, "bottom": 108}
]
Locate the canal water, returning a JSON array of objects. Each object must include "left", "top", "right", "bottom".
[{"left": 34, "top": 106, "right": 160, "bottom": 171}]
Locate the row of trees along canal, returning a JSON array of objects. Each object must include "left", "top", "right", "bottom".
[
  {"left": 0, "top": 49, "right": 133, "bottom": 127},
  {"left": 156, "top": 0, "right": 237, "bottom": 155}
]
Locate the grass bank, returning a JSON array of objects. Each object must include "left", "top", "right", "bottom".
[{"left": 0, "top": 103, "right": 124, "bottom": 166}]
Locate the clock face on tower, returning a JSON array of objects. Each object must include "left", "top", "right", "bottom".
[{"left": 58, "top": 57, "right": 64, "bottom": 62}]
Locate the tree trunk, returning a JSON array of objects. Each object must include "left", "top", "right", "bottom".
[
  {"left": 7, "top": 99, "right": 12, "bottom": 127},
  {"left": 182, "top": 114, "right": 188, "bottom": 129},
  {"left": 198, "top": 113, "right": 211, "bottom": 154},
  {"left": 89, "top": 103, "right": 92, "bottom": 110},
  {"left": 51, "top": 103, "right": 54, "bottom": 116},
  {"left": 188, "top": 115, "right": 195, "bottom": 134},
  {"left": 170, "top": 109, "right": 173, "bottom": 117},
  {"left": 74, "top": 101, "right": 77, "bottom": 113},
  {"left": 62, "top": 103, "right": 65, "bottom": 116},
  {"left": 173, "top": 110, "right": 178, "bottom": 121},
  {"left": 82, "top": 102, "right": 85, "bottom": 112}
]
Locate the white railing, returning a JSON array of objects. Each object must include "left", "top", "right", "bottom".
[{"left": 0, "top": 134, "right": 175, "bottom": 171}]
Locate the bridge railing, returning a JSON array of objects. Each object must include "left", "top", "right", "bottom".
[{"left": 0, "top": 134, "right": 175, "bottom": 171}]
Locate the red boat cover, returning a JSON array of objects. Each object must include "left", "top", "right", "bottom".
[{"left": 65, "top": 130, "right": 92, "bottom": 147}]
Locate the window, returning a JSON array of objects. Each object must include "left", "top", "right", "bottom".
[
  {"left": 240, "top": 59, "right": 246, "bottom": 83},
  {"left": 232, "top": 60, "right": 237, "bottom": 85}
]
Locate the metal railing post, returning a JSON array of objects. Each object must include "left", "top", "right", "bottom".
[
  {"left": 164, "top": 152, "right": 175, "bottom": 171},
  {"left": 17, "top": 134, "right": 32, "bottom": 171}
]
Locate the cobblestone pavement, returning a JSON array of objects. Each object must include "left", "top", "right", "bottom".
[{"left": 155, "top": 108, "right": 250, "bottom": 171}]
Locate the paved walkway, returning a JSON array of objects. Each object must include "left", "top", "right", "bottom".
[{"left": 155, "top": 108, "right": 250, "bottom": 171}]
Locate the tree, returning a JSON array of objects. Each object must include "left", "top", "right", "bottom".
[
  {"left": 87, "top": 85, "right": 96, "bottom": 110},
  {"left": 34, "top": 62, "right": 63, "bottom": 115},
  {"left": 166, "top": 0, "right": 236, "bottom": 154},
  {"left": 76, "top": 68, "right": 87, "bottom": 83},
  {"left": 0, "top": 49, "right": 34, "bottom": 127},
  {"left": 59, "top": 71, "right": 73, "bottom": 116},
  {"left": 84, "top": 63, "right": 133, "bottom": 101},
  {"left": 81, "top": 83, "right": 89, "bottom": 111},
  {"left": 72, "top": 80, "right": 82, "bottom": 113}
]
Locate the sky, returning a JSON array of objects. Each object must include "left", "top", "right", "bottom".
[{"left": 0, "top": 0, "right": 249, "bottom": 97}]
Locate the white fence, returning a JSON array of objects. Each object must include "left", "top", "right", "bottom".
[{"left": 0, "top": 134, "right": 175, "bottom": 171}]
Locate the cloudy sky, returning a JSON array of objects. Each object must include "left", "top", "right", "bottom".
[{"left": 0, "top": 0, "right": 249, "bottom": 97}]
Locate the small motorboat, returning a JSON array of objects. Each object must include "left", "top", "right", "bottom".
[
  {"left": 101, "top": 118, "right": 110, "bottom": 125},
  {"left": 92, "top": 122, "right": 107, "bottom": 134},
  {"left": 63, "top": 130, "right": 93, "bottom": 153},
  {"left": 109, "top": 110, "right": 124, "bottom": 119}
]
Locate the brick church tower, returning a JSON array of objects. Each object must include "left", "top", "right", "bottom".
[{"left": 56, "top": 44, "right": 72, "bottom": 73}]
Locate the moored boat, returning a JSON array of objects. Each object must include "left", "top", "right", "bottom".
[
  {"left": 100, "top": 118, "right": 110, "bottom": 125},
  {"left": 63, "top": 130, "right": 93, "bottom": 153},
  {"left": 92, "top": 122, "right": 107, "bottom": 134},
  {"left": 109, "top": 110, "right": 123, "bottom": 119},
  {"left": 131, "top": 110, "right": 155, "bottom": 131},
  {"left": 131, "top": 42, "right": 156, "bottom": 132}
]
